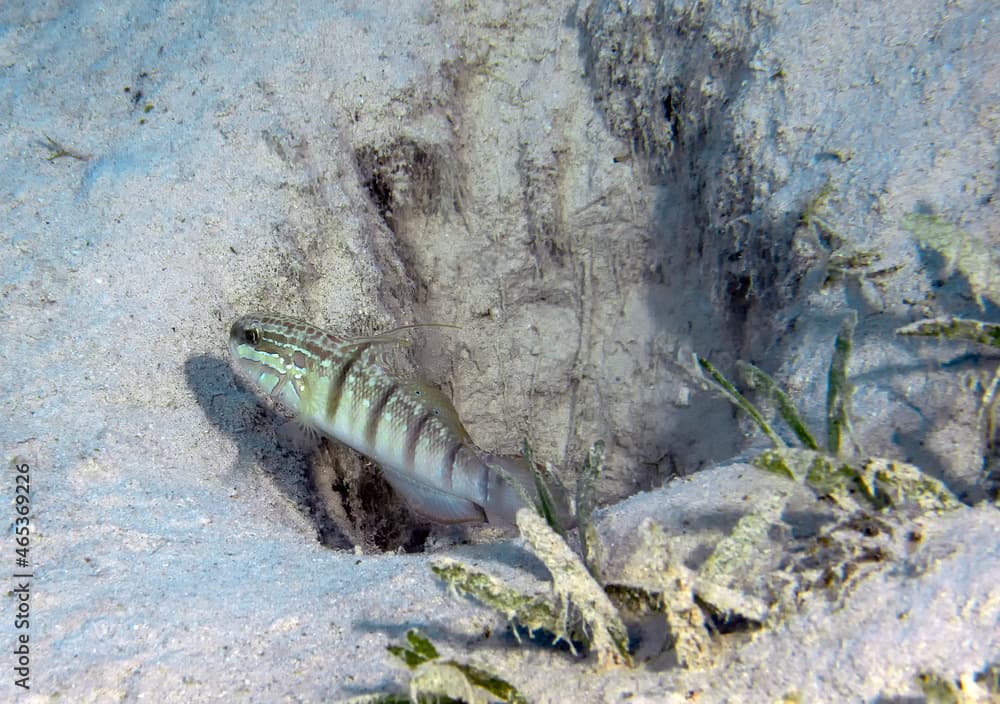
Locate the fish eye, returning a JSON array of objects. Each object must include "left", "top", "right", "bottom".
[{"left": 244, "top": 327, "right": 260, "bottom": 344}]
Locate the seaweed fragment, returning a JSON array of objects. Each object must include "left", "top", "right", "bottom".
[
  {"left": 697, "top": 355, "right": 786, "bottom": 448},
  {"left": 754, "top": 449, "right": 962, "bottom": 512},
  {"left": 696, "top": 314, "right": 858, "bottom": 456},
  {"left": 858, "top": 457, "right": 964, "bottom": 511},
  {"left": 794, "top": 181, "right": 889, "bottom": 285},
  {"left": 576, "top": 441, "right": 605, "bottom": 579},
  {"left": 605, "top": 508, "right": 788, "bottom": 665},
  {"left": 917, "top": 660, "right": 1000, "bottom": 703},
  {"left": 521, "top": 439, "right": 565, "bottom": 536},
  {"left": 798, "top": 180, "right": 839, "bottom": 242},
  {"left": 338, "top": 693, "right": 411, "bottom": 703},
  {"left": 431, "top": 561, "right": 567, "bottom": 645},
  {"left": 695, "top": 493, "right": 785, "bottom": 624},
  {"left": 699, "top": 318, "right": 964, "bottom": 511},
  {"left": 826, "top": 312, "right": 859, "bottom": 457},
  {"left": 360, "top": 629, "right": 528, "bottom": 704},
  {"left": 754, "top": 448, "right": 866, "bottom": 509},
  {"left": 433, "top": 508, "right": 631, "bottom": 667},
  {"left": 386, "top": 628, "right": 440, "bottom": 668},
  {"left": 975, "top": 661, "right": 1000, "bottom": 698},
  {"left": 516, "top": 508, "right": 631, "bottom": 667},
  {"left": 41, "top": 134, "right": 90, "bottom": 161},
  {"left": 434, "top": 440, "right": 791, "bottom": 669},
  {"left": 896, "top": 316, "right": 1000, "bottom": 349},
  {"left": 981, "top": 364, "right": 1000, "bottom": 449},
  {"left": 738, "top": 361, "right": 819, "bottom": 450}
]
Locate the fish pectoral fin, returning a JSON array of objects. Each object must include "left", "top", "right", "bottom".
[
  {"left": 275, "top": 419, "right": 323, "bottom": 453},
  {"left": 380, "top": 467, "right": 486, "bottom": 524}
]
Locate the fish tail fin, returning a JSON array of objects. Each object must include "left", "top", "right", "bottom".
[{"left": 480, "top": 452, "right": 576, "bottom": 529}]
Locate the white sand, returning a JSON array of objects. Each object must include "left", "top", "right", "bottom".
[{"left": 2, "top": 1, "right": 998, "bottom": 702}]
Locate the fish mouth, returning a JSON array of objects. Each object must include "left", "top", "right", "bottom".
[
  {"left": 228, "top": 315, "right": 263, "bottom": 369},
  {"left": 227, "top": 318, "right": 246, "bottom": 359}
]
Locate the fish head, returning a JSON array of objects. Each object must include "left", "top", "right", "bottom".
[
  {"left": 228, "top": 314, "right": 264, "bottom": 361},
  {"left": 227, "top": 313, "right": 330, "bottom": 401}
]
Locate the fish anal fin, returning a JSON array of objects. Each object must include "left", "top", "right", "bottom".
[{"left": 381, "top": 466, "right": 486, "bottom": 524}]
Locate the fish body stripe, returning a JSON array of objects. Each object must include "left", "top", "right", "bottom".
[
  {"left": 441, "top": 442, "right": 459, "bottom": 491},
  {"left": 325, "top": 347, "right": 361, "bottom": 424},
  {"left": 365, "top": 380, "right": 398, "bottom": 448},
  {"left": 404, "top": 412, "right": 431, "bottom": 472}
]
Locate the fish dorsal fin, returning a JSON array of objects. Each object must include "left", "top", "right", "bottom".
[
  {"left": 380, "top": 322, "right": 462, "bottom": 336},
  {"left": 337, "top": 332, "right": 412, "bottom": 370},
  {"left": 337, "top": 334, "right": 411, "bottom": 353},
  {"left": 338, "top": 323, "right": 462, "bottom": 365},
  {"left": 400, "top": 379, "right": 471, "bottom": 443},
  {"left": 339, "top": 322, "right": 461, "bottom": 351}
]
